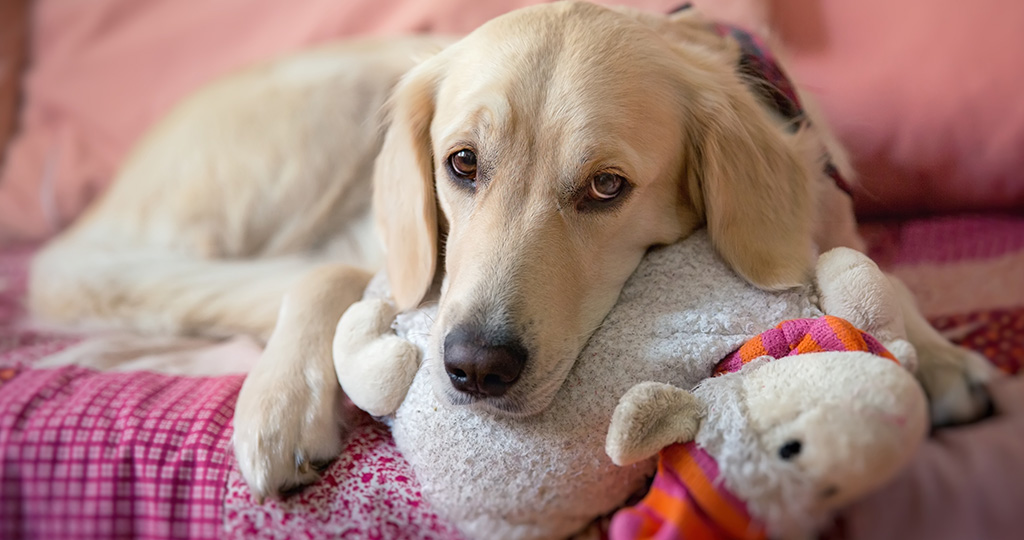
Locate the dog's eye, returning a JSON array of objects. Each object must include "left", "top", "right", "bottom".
[
  {"left": 589, "top": 172, "right": 625, "bottom": 200},
  {"left": 448, "top": 149, "right": 477, "bottom": 182}
]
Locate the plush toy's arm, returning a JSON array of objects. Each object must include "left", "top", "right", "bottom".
[
  {"left": 606, "top": 382, "right": 703, "bottom": 466},
  {"left": 333, "top": 299, "right": 421, "bottom": 417},
  {"left": 815, "top": 247, "right": 917, "bottom": 370}
]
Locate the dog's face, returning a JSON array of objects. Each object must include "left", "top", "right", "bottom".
[{"left": 374, "top": 1, "right": 815, "bottom": 416}]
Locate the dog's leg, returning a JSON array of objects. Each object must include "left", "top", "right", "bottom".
[
  {"left": 33, "top": 242, "right": 372, "bottom": 496},
  {"left": 889, "top": 276, "right": 998, "bottom": 426},
  {"left": 232, "top": 264, "right": 371, "bottom": 501}
]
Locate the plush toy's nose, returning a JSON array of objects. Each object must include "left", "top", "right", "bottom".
[{"left": 443, "top": 326, "right": 527, "bottom": 398}]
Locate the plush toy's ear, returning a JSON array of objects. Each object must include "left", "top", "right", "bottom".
[{"left": 606, "top": 382, "right": 703, "bottom": 466}]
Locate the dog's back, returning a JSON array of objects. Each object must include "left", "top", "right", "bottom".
[{"left": 29, "top": 35, "right": 452, "bottom": 339}]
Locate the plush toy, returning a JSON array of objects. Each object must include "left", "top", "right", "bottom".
[
  {"left": 333, "top": 231, "right": 927, "bottom": 540},
  {"left": 606, "top": 316, "right": 927, "bottom": 540}
]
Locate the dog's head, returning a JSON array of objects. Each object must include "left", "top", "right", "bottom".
[{"left": 374, "top": 1, "right": 815, "bottom": 416}]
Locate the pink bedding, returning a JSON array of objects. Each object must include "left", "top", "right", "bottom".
[
  {"left": 0, "top": 252, "right": 458, "bottom": 540},
  {"left": 1, "top": 215, "right": 1022, "bottom": 539}
]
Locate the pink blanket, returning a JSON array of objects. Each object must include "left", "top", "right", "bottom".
[
  {"left": 0, "top": 366, "right": 239, "bottom": 538},
  {"left": 0, "top": 248, "right": 460, "bottom": 540}
]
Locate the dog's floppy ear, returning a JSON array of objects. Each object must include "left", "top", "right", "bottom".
[
  {"left": 373, "top": 58, "right": 444, "bottom": 310},
  {"left": 683, "top": 64, "right": 816, "bottom": 291},
  {"left": 620, "top": 4, "right": 815, "bottom": 289}
]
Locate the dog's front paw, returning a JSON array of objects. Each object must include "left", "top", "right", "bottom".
[
  {"left": 232, "top": 348, "right": 353, "bottom": 501},
  {"left": 916, "top": 340, "right": 998, "bottom": 427}
]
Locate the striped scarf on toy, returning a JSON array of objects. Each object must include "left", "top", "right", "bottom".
[{"left": 609, "top": 316, "right": 896, "bottom": 540}]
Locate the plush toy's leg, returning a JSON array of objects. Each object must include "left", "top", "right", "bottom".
[
  {"left": 333, "top": 299, "right": 421, "bottom": 418},
  {"left": 815, "top": 248, "right": 919, "bottom": 369},
  {"left": 814, "top": 248, "right": 907, "bottom": 347},
  {"left": 888, "top": 276, "right": 998, "bottom": 427}
]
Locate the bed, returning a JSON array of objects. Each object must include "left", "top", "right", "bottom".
[{"left": 1, "top": 1, "right": 1022, "bottom": 539}]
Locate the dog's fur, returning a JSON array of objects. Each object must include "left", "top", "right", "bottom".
[{"left": 29, "top": 2, "right": 992, "bottom": 500}]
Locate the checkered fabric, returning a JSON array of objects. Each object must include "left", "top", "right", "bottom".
[
  {"left": 0, "top": 244, "right": 461, "bottom": 540},
  {"left": 0, "top": 366, "right": 241, "bottom": 539}
]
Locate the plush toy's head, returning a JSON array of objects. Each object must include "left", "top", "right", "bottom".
[
  {"left": 607, "top": 318, "right": 929, "bottom": 539},
  {"left": 713, "top": 353, "right": 927, "bottom": 525}
]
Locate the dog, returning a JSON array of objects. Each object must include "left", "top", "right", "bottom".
[{"left": 28, "top": 2, "right": 993, "bottom": 500}]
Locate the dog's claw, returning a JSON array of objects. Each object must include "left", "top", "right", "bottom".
[
  {"left": 279, "top": 481, "right": 315, "bottom": 499},
  {"left": 294, "top": 455, "right": 334, "bottom": 477},
  {"left": 310, "top": 458, "right": 334, "bottom": 474}
]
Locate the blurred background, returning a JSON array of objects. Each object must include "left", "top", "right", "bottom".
[{"left": 0, "top": 0, "right": 1022, "bottom": 245}]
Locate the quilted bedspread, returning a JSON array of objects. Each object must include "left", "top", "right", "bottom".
[{"left": 1, "top": 215, "right": 1022, "bottom": 540}]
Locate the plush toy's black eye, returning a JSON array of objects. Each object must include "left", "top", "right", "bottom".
[{"left": 779, "top": 440, "right": 802, "bottom": 460}]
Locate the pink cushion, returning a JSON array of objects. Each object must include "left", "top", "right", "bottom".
[
  {"left": 774, "top": 0, "right": 1024, "bottom": 216},
  {"left": 0, "top": 0, "right": 29, "bottom": 166}
]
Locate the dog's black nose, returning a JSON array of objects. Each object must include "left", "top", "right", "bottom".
[{"left": 443, "top": 327, "right": 527, "bottom": 398}]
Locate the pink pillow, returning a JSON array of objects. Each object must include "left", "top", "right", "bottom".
[{"left": 773, "top": 0, "right": 1024, "bottom": 216}]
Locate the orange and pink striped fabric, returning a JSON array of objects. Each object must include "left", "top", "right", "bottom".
[
  {"left": 714, "top": 315, "right": 897, "bottom": 376},
  {"left": 610, "top": 441, "right": 766, "bottom": 540}
]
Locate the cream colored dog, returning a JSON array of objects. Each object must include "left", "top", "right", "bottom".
[{"left": 28, "top": 2, "right": 992, "bottom": 500}]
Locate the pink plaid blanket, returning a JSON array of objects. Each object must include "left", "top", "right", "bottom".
[{"left": 0, "top": 248, "right": 461, "bottom": 540}]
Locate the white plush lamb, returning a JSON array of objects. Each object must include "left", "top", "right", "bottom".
[{"left": 333, "top": 231, "right": 927, "bottom": 539}]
